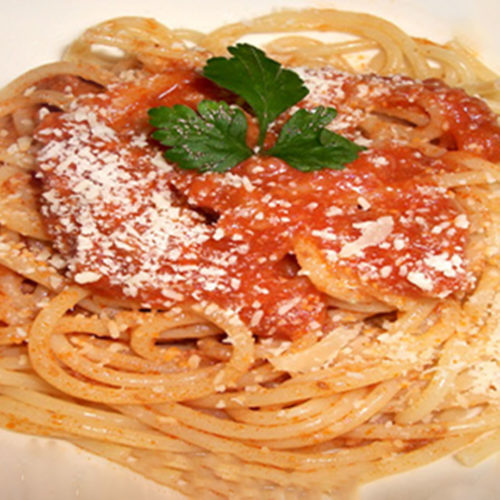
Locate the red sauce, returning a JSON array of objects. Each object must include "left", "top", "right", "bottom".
[{"left": 35, "top": 66, "right": 500, "bottom": 339}]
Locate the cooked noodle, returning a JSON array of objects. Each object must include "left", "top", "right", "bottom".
[{"left": 0, "top": 9, "right": 499, "bottom": 500}]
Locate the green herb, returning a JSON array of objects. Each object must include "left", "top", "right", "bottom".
[
  {"left": 266, "top": 106, "right": 366, "bottom": 171},
  {"left": 149, "top": 43, "right": 365, "bottom": 174},
  {"left": 148, "top": 100, "right": 252, "bottom": 173},
  {"left": 203, "top": 43, "right": 308, "bottom": 146}
]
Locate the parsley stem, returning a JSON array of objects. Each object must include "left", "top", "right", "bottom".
[{"left": 257, "top": 126, "right": 267, "bottom": 148}]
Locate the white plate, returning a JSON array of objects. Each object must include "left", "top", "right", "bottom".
[{"left": 0, "top": 1, "right": 499, "bottom": 499}]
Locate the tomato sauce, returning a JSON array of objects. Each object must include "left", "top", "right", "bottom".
[{"left": 35, "top": 65, "right": 500, "bottom": 339}]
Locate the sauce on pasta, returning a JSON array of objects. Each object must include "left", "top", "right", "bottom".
[{"left": 34, "top": 65, "right": 497, "bottom": 338}]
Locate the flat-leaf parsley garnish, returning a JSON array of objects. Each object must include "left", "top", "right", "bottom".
[
  {"left": 149, "top": 43, "right": 365, "bottom": 173},
  {"left": 149, "top": 101, "right": 252, "bottom": 173},
  {"left": 266, "top": 106, "right": 365, "bottom": 171},
  {"left": 203, "top": 44, "right": 308, "bottom": 146}
]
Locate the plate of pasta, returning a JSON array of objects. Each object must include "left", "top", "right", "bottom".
[{"left": 0, "top": 1, "right": 499, "bottom": 499}]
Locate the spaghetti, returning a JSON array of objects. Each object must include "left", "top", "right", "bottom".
[{"left": 0, "top": 8, "right": 499, "bottom": 499}]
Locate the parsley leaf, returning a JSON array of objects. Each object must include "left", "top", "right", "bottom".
[
  {"left": 149, "top": 100, "right": 252, "bottom": 173},
  {"left": 203, "top": 43, "right": 309, "bottom": 146},
  {"left": 266, "top": 106, "right": 366, "bottom": 171},
  {"left": 149, "top": 44, "right": 365, "bottom": 174}
]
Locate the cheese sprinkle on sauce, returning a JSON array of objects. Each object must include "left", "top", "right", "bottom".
[{"left": 35, "top": 66, "right": 500, "bottom": 339}]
